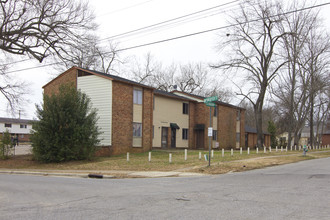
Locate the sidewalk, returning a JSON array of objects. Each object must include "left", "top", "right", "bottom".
[{"left": 0, "top": 168, "right": 208, "bottom": 179}]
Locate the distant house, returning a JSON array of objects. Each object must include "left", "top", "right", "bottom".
[
  {"left": 279, "top": 127, "right": 330, "bottom": 146},
  {"left": 43, "top": 66, "right": 246, "bottom": 155},
  {"left": 245, "top": 125, "right": 270, "bottom": 148},
  {"left": 0, "top": 117, "right": 34, "bottom": 143},
  {"left": 321, "top": 131, "right": 330, "bottom": 145}
]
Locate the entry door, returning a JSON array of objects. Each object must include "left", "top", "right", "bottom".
[
  {"left": 161, "top": 127, "right": 168, "bottom": 148},
  {"left": 196, "top": 130, "right": 204, "bottom": 149},
  {"left": 171, "top": 128, "right": 176, "bottom": 148}
]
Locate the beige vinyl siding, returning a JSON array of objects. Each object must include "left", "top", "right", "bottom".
[
  {"left": 77, "top": 75, "right": 112, "bottom": 146},
  {"left": 153, "top": 95, "right": 189, "bottom": 148}
]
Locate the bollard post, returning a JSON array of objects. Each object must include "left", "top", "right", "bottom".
[
  {"left": 148, "top": 152, "right": 151, "bottom": 162},
  {"left": 286, "top": 147, "right": 287, "bottom": 152},
  {"left": 222, "top": 149, "right": 224, "bottom": 157},
  {"left": 281, "top": 146, "right": 283, "bottom": 152},
  {"left": 211, "top": 150, "right": 214, "bottom": 158},
  {"left": 231, "top": 148, "right": 233, "bottom": 156},
  {"left": 199, "top": 152, "right": 202, "bottom": 160},
  {"left": 269, "top": 147, "right": 272, "bottom": 153},
  {"left": 184, "top": 149, "right": 187, "bottom": 161},
  {"left": 264, "top": 147, "right": 266, "bottom": 153},
  {"left": 276, "top": 146, "right": 278, "bottom": 152},
  {"left": 295, "top": 145, "right": 297, "bottom": 151},
  {"left": 247, "top": 147, "right": 250, "bottom": 155},
  {"left": 240, "top": 147, "right": 242, "bottom": 155},
  {"left": 127, "top": 152, "right": 130, "bottom": 162},
  {"left": 290, "top": 146, "right": 292, "bottom": 151},
  {"left": 256, "top": 148, "right": 259, "bottom": 154},
  {"left": 169, "top": 153, "right": 172, "bottom": 163}
]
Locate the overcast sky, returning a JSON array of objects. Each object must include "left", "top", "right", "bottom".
[{"left": 1, "top": 0, "right": 330, "bottom": 119}]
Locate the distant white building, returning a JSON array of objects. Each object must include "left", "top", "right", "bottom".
[{"left": 0, "top": 117, "right": 34, "bottom": 143}]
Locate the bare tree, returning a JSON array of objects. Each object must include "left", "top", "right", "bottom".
[
  {"left": 54, "top": 37, "right": 123, "bottom": 75},
  {"left": 302, "top": 28, "right": 330, "bottom": 147},
  {"left": 273, "top": 0, "right": 317, "bottom": 147},
  {"left": 0, "top": 0, "right": 96, "bottom": 111},
  {"left": 212, "top": 0, "right": 289, "bottom": 148},
  {"left": 175, "top": 63, "right": 208, "bottom": 94}
]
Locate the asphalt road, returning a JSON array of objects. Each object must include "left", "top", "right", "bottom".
[{"left": 1, "top": 158, "right": 330, "bottom": 220}]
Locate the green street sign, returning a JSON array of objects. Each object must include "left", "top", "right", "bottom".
[
  {"left": 206, "top": 102, "right": 216, "bottom": 107},
  {"left": 204, "top": 96, "right": 218, "bottom": 103}
]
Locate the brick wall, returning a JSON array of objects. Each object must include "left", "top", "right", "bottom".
[
  {"left": 322, "top": 134, "right": 330, "bottom": 145},
  {"left": 188, "top": 101, "right": 196, "bottom": 149},
  {"left": 240, "top": 110, "right": 246, "bottom": 148},
  {"left": 111, "top": 81, "right": 133, "bottom": 155},
  {"left": 43, "top": 68, "right": 77, "bottom": 96},
  {"left": 195, "top": 103, "right": 209, "bottom": 149},
  {"left": 218, "top": 105, "right": 236, "bottom": 149},
  {"left": 142, "top": 88, "right": 153, "bottom": 152}
]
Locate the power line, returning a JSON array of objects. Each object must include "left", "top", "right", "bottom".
[
  {"left": 0, "top": 0, "right": 240, "bottom": 67},
  {"left": 99, "top": 0, "right": 241, "bottom": 42},
  {"left": 5, "top": 1, "right": 330, "bottom": 74}
]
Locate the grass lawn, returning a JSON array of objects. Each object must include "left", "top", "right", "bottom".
[{"left": 1, "top": 148, "right": 329, "bottom": 175}]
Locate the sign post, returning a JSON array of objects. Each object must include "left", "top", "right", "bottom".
[{"left": 204, "top": 96, "right": 218, "bottom": 167}]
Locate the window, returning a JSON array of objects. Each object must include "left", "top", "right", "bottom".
[
  {"left": 20, "top": 124, "right": 27, "bottom": 129},
  {"left": 237, "top": 110, "right": 241, "bottom": 121},
  {"left": 4, "top": 123, "right": 11, "bottom": 128},
  {"left": 183, "top": 103, "right": 189, "bottom": 114},
  {"left": 212, "top": 130, "right": 217, "bottom": 141},
  {"left": 133, "top": 89, "right": 143, "bottom": 104},
  {"left": 214, "top": 106, "right": 217, "bottom": 117},
  {"left": 182, "top": 129, "right": 189, "bottom": 140},
  {"left": 236, "top": 132, "right": 240, "bottom": 142},
  {"left": 133, "top": 123, "right": 142, "bottom": 137}
]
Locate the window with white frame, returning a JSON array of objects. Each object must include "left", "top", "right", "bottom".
[
  {"left": 20, "top": 124, "right": 27, "bottom": 129},
  {"left": 133, "top": 89, "right": 143, "bottom": 105},
  {"left": 4, "top": 123, "right": 11, "bottom": 128},
  {"left": 133, "top": 123, "right": 142, "bottom": 137}
]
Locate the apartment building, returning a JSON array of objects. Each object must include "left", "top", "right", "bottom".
[{"left": 43, "top": 66, "right": 245, "bottom": 155}]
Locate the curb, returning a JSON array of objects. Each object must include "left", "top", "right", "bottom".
[{"left": 0, "top": 170, "right": 114, "bottom": 179}]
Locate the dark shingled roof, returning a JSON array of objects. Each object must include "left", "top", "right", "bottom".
[
  {"left": 80, "top": 68, "right": 154, "bottom": 89},
  {"left": 154, "top": 89, "right": 192, "bottom": 101},
  {"left": 245, "top": 125, "right": 270, "bottom": 135},
  {"left": 171, "top": 90, "right": 245, "bottom": 110},
  {"left": 0, "top": 117, "right": 34, "bottom": 124}
]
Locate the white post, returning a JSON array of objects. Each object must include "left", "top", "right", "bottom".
[
  {"left": 231, "top": 148, "right": 233, "bottom": 156},
  {"left": 240, "top": 147, "right": 242, "bottom": 155},
  {"left": 148, "top": 152, "right": 151, "bottom": 162},
  {"left": 264, "top": 147, "right": 266, "bottom": 153},
  {"left": 269, "top": 147, "right": 272, "bottom": 153},
  {"left": 127, "top": 152, "right": 130, "bottom": 162},
  {"left": 281, "top": 146, "right": 283, "bottom": 152},
  {"left": 199, "top": 152, "right": 202, "bottom": 160},
  {"left": 184, "top": 149, "right": 187, "bottom": 161},
  {"left": 299, "top": 145, "right": 301, "bottom": 151},
  {"left": 247, "top": 147, "right": 250, "bottom": 155},
  {"left": 169, "top": 153, "right": 172, "bottom": 163},
  {"left": 256, "top": 148, "right": 259, "bottom": 154},
  {"left": 295, "top": 145, "right": 297, "bottom": 151},
  {"left": 290, "top": 146, "right": 292, "bottom": 151},
  {"left": 286, "top": 147, "right": 288, "bottom": 152},
  {"left": 222, "top": 149, "right": 224, "bottom": 157},
  {"left": 211, "top": 150, "right": 214, "bottom": 158},
  {"left": 276, "top": 146, "right": 278, "bottom": 152}
]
